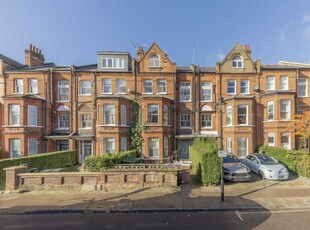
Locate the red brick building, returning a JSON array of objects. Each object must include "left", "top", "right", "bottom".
[{"left": 1, "top": 43, "right": 310, "bottom": 161}]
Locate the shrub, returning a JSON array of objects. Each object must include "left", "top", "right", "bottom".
[
  {"left": 84, "top": 150, "right": 137, "bottom": 172},
  {"left": 259, "top": 146, "right": 310, "bottom": 178},
  {"left": 0, "top": 150, "right": 77, "bottom": 188},
  {"left": 189, "top": 138, "right": 220, "bottom": 185}
]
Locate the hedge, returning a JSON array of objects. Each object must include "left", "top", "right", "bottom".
[
  {"left": 259, "top": 146, "right": 310, "bottom": 178},
  {"left": 84, "top": 150, "right": 137, "bottom": 172},
  {"left": 189, "top": 138, "right": 220, "bottom": 185},
  {"left": 0, "top": 150, "right": 77, "bottom": 188}
]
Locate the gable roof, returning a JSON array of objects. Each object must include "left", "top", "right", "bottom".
[
  {"left": 0, "top": 53, "right": 24, "bottom": 68},
  {"left": 219, "top": 43, "right": 253, "bottom": 65},
  {"left": 138, "top": 42, "right": 175, "bottom": 64}
]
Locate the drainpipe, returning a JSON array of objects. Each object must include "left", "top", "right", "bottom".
[
  {"left": 92, "top": 72, "right": 97, "bottom": 155},
  {"left": 50, "top": 68, "right": 54, "bottom": 133}
]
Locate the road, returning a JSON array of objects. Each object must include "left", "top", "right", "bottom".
[{"left": 1, "top": 210, "right": 309, "bottom": 230}]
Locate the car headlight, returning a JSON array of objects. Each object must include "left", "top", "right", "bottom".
[{"left": 223, "top": 167, "right": 230, "bottom": 172}]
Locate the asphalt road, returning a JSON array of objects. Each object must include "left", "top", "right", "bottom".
[{"left": 1, "top": 210, "right": 309, "bottom": 230}]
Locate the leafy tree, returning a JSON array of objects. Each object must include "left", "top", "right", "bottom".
[
  {"left": 293, "top": 111, "right": 310, "bottom": 151},
  {"left": 129, "top": 101, "right": 145, "bottom": 156}
]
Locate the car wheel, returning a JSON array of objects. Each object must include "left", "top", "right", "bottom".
[{"left": 259, "top": 170, "right": 265, "bottom": 179}]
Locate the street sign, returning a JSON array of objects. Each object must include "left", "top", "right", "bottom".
[{"left": 218, "top": 150, "right": 227, "bottom": 157}]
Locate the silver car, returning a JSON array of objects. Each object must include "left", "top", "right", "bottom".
[
  {"left": 223, "top": 155, "right": 251, "bottom": 182},
  {"left": 243, "top": 153, "right": 289, "bottom": 180}
]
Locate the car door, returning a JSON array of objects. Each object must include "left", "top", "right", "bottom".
[
  {"left": 244, "top": 155, "right": 257, "bottom": 173},
  {"left": 250, "top": 156, "right": 260, "bottom": 174}
]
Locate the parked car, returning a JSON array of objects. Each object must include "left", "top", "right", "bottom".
[
  {"left": 243, "top": 153, "right": 289, "bottom": 180},
  {"left": 223, "top": 154, "right": 251, "bottom": 182}
]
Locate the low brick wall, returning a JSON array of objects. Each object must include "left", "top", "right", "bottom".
[{"left": 4, "top": 164, "right": 181, "bottom": 191}]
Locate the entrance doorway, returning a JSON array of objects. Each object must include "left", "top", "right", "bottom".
[{"left": 79, "top": 140, "right": 92, "bottom": 163}]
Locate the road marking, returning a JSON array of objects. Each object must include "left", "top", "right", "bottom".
[{"left": 235, "top": 210, "right": 244, "bottom": 221}]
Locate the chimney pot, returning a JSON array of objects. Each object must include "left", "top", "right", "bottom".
[{"left": 30, "top": 44, "right": 33, "bottom": 50}]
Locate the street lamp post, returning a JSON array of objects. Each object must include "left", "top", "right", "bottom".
[{"left": 218, "top": 97, "right": 225, "bottom": 202}]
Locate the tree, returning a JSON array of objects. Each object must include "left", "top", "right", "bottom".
[
  {"left": 293, "top": 111, "right": 310, "bottom": 151},
  {"left": 129, "top": 101, "right": 145, "bottom": 156}
]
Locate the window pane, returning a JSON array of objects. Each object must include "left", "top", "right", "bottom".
[
  {"left": 227, "top": 80, "right": 235, "bottom": 94},
  {"left": 237, "top": 105, "right": 247, "bottom": 125},
  {"left": 149, "top": 138, "right": 159, "bottom": 157},
  {"left": 180, "top": 82, "right": 190, "bottom": 101},
  {"left": 10, "top": 105, "right": 20, "bottom": 125},
  {"left": 28, "top": 105, "right": 37, "bottom": 126},
  {"left": 103, "top": 79, "right": 112, "bottom": 93},
  {"left": 148, "top": 105, "right": 158, "bottom": 124},
  {"left": 105, "top": 105, "right": 115, "bottom": 124},
  {"left": 144, "top": 80, "right": 153, "bottom": 93},
  {"left": 117, "top": 79, "right": 126, "bottom": 93},
  {"left": 157, "top": 80, "right": 166, "bottom": 93},
  {"left": 201, "top": 82, "right": 212, "bottom": 101}
]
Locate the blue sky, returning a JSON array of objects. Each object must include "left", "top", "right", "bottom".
[{"left": 1, "top": 0, "right": 310, "bottom": 67}]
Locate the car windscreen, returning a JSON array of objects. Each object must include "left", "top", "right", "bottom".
[
  {"left": 257, "top": 155, "right": 277, "bottom": 164},
  {"left": 223, "top": 156, "right": 239, "bottom": 163}
]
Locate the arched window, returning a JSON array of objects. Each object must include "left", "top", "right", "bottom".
[
  {"left": 232, "top": 55, "right": 243, "bottom": 68},
  {"left": 57, "top": 105, "right": 69, "bottom": 112},
  {"left": 148, "top": 54, "right": 160, "bottom": 67}
]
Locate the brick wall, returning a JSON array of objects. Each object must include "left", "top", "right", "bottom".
[{"left": 5, "top": 165, "right": 181, "bottom": 191}]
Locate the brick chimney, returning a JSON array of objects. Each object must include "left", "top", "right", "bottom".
[
  {"left": 243, "top": 44, "right": 251, "bottom": 57},
  {"left": 25, "top": 44, "right": 45, "bottom": 67},
  {"left": 136, "top": 47, "right": 144, "bottom": 62}
]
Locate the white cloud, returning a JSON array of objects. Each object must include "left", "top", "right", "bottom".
[
  {"left": 303, "top": 13, "right": 310, "bottom": 23},
  {"left": 279, "top": 21, "right": 293, "bottom": 42},
  {"left": 217, "top": 52, "right": 225, "bottom": 61},
  {"left": 304, "top": 26, "right": 310, "bottom": 38}
]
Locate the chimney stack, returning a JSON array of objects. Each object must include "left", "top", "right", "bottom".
[
  {"left": 136, "top": 47, "right": 144, "bottom": 62},
  {"left": 243, "top": 44, "right": 251, "bottom": 56},
  {"left": 25, "top": 44, "right": 45, "bottom": 67}
]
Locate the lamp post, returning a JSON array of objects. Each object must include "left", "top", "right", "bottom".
[{"left": 217, "top": 97, "right": 225, "bottom": 202}]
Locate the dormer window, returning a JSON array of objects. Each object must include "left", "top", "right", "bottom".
[
  {"left": 148, "top": 54, "right": 160, "bottom": 67},
  {"left": 102, "top": 58, "right": 124, "bottom": 69},
  {"left": 232, "top": 55, "right": 243, "bottom": 68}
]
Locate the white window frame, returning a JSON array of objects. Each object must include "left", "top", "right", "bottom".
[
  {"left": 267, "top": 133, "right": 275, "bottom": 147},
  {"left": 148, "top": 54, "right": 160, "bottom": 67},
  {"left": 28, "top": 105, "right": 38, "bottom": 126},
  {"left": 116, "top": 79, "right": 126, "bottom": 94},
  {"left": 104, "top": 104, "right": 115, "bottom": 125},
  {"left": 163, "top": 105, "right": 169, "bottom": 125},
  {"left": 102, "top": 58, "right": 125, "bottom": 69},
  {"left": 81, "top": 114, "right": 91, "bottom": 129},
  {"left": 226, "top": 106, "right": 232, "bottom": 126},
  {"left": 10, "top": 105, "right": 20, "bottom": 126},
  {"left": 102, "top": 79, "right": 112, "bottom": 94},
  {"left": 280, "top": 76, "right": 288, "bottom": 90},
  {"left": 237, "top": 138, "right": 248, "bottom": 157},
  {"left": 267, "top": 101, "right": 274, "bottom": 121},
  {"left": 121, "top": 137, "right": 127, "bottom": 152},
  {"left": 58, "top": 81, "right": 69, "bottom": 101},
  {"left": 29, "top": 79, "right": 38, "bottom": 94},
  {"left": 80, "top": 81, "right": 91, "bottom": 95},
  {"left": 241, "top": 80, "right": 249, "bottom": 94},
  {"left": 201, "top": 82, "right": 212, "bottom": 101},
  {"left": 148, "top": 138, "right": 159, "bottom": 158},
  {"left": 148, "top": 105, "right": 159, "bottom": 124},
  {"left": 10, "top": 139, "right": 21, "bottom": 158},
  {"left": 281, "top": 132, "right": 290, "bottom": 149},
  {"left": 226, "top": 137, "right": 233, "bottom": 154},
  {"left": 157, "top": 80, "right": 166, "bottom": 94},
  {"left": 227, "top": 80, "right": 236, "bottom": 94},
  {"left": 14, "top": 79, "right": 23, "bottom": 94},
  {"left": 121, "top": 105, "right": 126, "bottom": 126},
  {"left": 180, "top": 114, "right": 191, "bottom": 128},
  {"left": 232, "top": 55, "right": 243, "bottom": 68},
  {"left": 105, "top": 138, "right": 116, "bottom": 153},
  {"left": 164, "top": 137, "right": 168, "bottom": 157},
  {"left": 237, "top": 105, "right": 248, "bottom": 125},
  {"left": 58, "top": 114, "right": 70, "bottom": 129},
  {"left": 201, "top": 114, "right": 212, "bottom": 128},
  {"left": 266, "top": 76, "right": 275, "bottom": 91},
  {"left": 28, "top": 138, "right": 38, "bottom": 156},
  {"left": 180, "top": 82, "right": 191, "bottom": 102},
  {"left": 280, "top": 100, "right": 290, "bottom": 120},
  {"left": 144, "top": 80, "right": 153, "bottom": 94},
  {"left": 297, "top": 78, "right": 308, "bottom": 97}
]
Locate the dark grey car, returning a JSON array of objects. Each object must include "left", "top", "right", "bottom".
[{"left": 223, "top": 155, "right": 251, "bottom": 182}]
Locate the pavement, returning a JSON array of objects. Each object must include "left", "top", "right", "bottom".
[{"left": 0, "top": 175, "right": 309, "bottom": 214}]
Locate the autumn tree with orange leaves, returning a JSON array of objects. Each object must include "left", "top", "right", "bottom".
[{"left": 293, "top": 111, "right": 310, "bottom": 151}]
